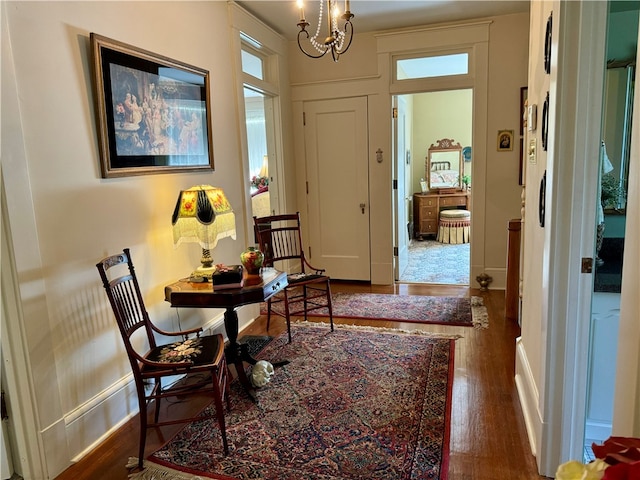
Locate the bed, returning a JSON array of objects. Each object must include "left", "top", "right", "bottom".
[
  {"left": 429, "top": 160, "right": 460, "bottom": 189},
  {"left": 251, "top": 187, "right": 271, "bottom": 218},
  {"left": 426, "top": 138, "right": 463, "bottom": 190}
]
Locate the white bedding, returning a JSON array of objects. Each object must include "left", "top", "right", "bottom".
[{"left": 430, "top": 170, "right": 459, "bottom": 188}]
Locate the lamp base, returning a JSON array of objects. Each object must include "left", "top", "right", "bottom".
[{"left": 189, "top": 265, "right": 216, "bottom": 282}]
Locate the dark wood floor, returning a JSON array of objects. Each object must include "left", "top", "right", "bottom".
[{"left": 54, "top": 282, "right": 546, "bottom": 480}]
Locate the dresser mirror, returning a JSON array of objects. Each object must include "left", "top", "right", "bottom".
[{"left": 426, "top": 138, "right": 463, "bottom": 190}]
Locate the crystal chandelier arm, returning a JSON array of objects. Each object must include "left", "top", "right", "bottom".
[
  {"left": 336, "top": 16, "right": 354, "bottom": 53},
  {"left": 330, "top": 18, "right": 353, "bottom": 61},
  {"left": 297, "top": 28, "right": 329, "bottom": 59}
]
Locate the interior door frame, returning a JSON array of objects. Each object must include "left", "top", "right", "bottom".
[
  {"left": 1, "top": 175, "right": 47, "bottom": 478},
  {"left": 230, "top": 5, "right": 288, "bottom": 248},
  {"left": 613, "top": 26, "right": 640, "bottom": 434},
  {"left": 393, "top": 90, "right": 473, "bottom": 284},
  {"left": 393, "top": 95, "right": 410, "bottom": 280},
  {"left": 381, "top": 24, "right": 490, "bottom": 286}
]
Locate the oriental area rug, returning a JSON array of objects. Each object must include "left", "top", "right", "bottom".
[
  {"left": 399, "top": 240, "right": 470, "bottom": 285},
  {"left": 262, "top": 293, "right": 489, "bottom": 328},
  {"left": 129, "top": 324, "right": 456, "bottom": 480}
]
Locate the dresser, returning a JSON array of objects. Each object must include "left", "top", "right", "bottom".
[{"left": 413, "top": 191, "right": 470, "bottom": 239}]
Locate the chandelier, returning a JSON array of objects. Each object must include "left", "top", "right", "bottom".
[{"left": 296, "top": 0, "right": 354, "bottom": 62}]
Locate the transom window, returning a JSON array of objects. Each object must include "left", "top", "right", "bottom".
[
  {"left": 241, "top": 49, "right": 263, "bottom": 80},
  {"left": 396, "top": 53, "right": 469, "bottom": 80}
]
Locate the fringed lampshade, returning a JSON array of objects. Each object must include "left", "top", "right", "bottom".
[{"left": 171, "top": 185, "right": 236, "bottom": 280}]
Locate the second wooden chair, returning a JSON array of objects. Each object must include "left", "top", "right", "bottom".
[{"left": 253, "top": 213, "right": 334, "bottom": 342}]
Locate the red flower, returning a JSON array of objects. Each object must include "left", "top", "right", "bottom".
[
  {"left": 592, "top": 437, "right": 640, "bottom": 465},
  {"left": 602, "top": 461, "right": 640, "bottom": 480}
]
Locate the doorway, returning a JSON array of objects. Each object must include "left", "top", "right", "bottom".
[
  {"left": 395, "top": 89, "right": 473, "bottom": 285},
  {"left": 244, "top": 87, "right": 275, "bottom": 219}
]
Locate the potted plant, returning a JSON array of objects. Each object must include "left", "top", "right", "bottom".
[{"left": 460, "top": 174, "right": 471, "bottom": 191}]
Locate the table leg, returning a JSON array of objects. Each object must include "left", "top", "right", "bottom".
[
  {"left": 223, "top": 307, "right": 290, "bottom": 402},
  {"left": 223, "top": 308, "right": 258, "bottom": 401}
]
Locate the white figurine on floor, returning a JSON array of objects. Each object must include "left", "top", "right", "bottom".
[{"left": 251, "top": 360, "right": 275, "bottom": 387}]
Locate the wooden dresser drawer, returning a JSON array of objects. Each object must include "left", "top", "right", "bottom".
[
  {"left": 420, "top": 206, "right": 438, "bottom": 219},
  {"left": 420, "top": 197, "right": 437, "bottom": 208},
  {"left": 440, "top": 195, "right": 467, "bottom": 208},
  {"left": 420, "top": 219, "right": 438, "bottom": 234}
]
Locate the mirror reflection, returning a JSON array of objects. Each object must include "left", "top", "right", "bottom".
[
  {"left": 426, "top": 138, "right": 464, "bottom": 190},
  {"left": 601, "top": 59, "right": 635, "bottom": 213}
]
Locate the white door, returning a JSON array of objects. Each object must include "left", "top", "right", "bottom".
[
  {"left": 394, "top": 96, "right": 410, "bottom": 279},
  {"left": 303, "top": 97, "right": 370, "bottom": 280}
]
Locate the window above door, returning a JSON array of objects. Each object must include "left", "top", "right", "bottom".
[{"left": 396, "top": 52, "right": 469, "bottom": 80}]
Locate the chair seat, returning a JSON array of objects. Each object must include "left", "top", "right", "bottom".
[
  {"left": 144, "top": 335, "right": 221, "bottom": 370},
  {"left": 439, "top": 209, "right": 471, "bottom": 220},
  {"left": 287, "top": 273, "right": 326, "bottom": 284}
]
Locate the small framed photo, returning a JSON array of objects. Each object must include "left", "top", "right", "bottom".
[
  {"left": 497, "top": 129, "right": 514, "bottom": 152},
  {"left": 91, "top": 33, "right": 214, "bottom": 178}
]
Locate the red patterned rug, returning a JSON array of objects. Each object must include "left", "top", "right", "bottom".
[
  {"left": 261, "top": 293, "right": 488, "bottom": 328},
  {"left": 130, "top": 324, "right": 456, "bottom": 479}
]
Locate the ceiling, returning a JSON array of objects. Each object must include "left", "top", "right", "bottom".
[{"left": 236, "top": 0, "right": 531, "bottom": 40}]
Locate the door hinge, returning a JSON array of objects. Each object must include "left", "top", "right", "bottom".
[
  {"left": 306, "top": 181, "right": 309, "bottom": 194},
  {"left": 303, "top": 111, "right": 306, "bottom": 126},
  {"left": 393, "top": 246, "right": 398, "bottom": 256},
  {"left": 392, "top": 107, "right": 398, "bottom": 118},
  {"left": 581, "top": 257, "right": 593, "bottom": 274},
  {"left": 393, "top": 179, "right": 398, "bottom": 190}
]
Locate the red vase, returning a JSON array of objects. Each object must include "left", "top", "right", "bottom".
[{"left": 240, "top": 246, "right": 264, "bottom": 275}]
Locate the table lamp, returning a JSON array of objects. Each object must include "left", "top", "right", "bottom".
[
  {"left": 171, "top": 185, "right": 236, "bottom": 280},
  {"left": 259, "top": 155, "right": 269, "bottom": 179}
]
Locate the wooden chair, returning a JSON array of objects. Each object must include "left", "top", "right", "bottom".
[
  {"left": 96, "top": 248, "right": 230, "bottom": 470},
  {"left": 253, "top": 213, "right": 333, "bottom": 343}
]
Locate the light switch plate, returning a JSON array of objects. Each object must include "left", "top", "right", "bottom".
[{"left": 527, "top": 104, "right": 537, "bottom": 131}]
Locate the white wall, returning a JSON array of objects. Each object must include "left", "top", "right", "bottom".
[
  {"left": 1, "top": 2, "right": 265, "bottom": 476},
  {"left": 516, "top": 1, "right": 551, "bottom": 465},
  {"left": 484, "top": 12, "right": 529, "bottom": 287}
]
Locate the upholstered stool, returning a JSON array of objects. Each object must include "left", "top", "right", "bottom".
[{"left": 437, "top": 209, "right": 471, "bottom": 244}]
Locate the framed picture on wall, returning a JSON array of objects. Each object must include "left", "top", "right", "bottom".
[
  {"left": 497, "top": 129, "right": 514, "bottom": 151},
  {"left": 90, "top": 33, "right": 214, "bottom": 178},
  {"left": 519, "top": 138, "right": 524, "bottom": 185},
  {"left": 520, "top": 87, "right": 528, "bottom": 135},
  {"left": 519, "top": 86, "right": 528, "bottom": 185}
]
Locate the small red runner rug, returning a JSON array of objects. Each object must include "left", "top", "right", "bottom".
[
  {"left": 261, "top": 292, "right": 488, "bottom": 327},
  {"left": 131, "top": 324, "right": 455, "bottom": 479}
]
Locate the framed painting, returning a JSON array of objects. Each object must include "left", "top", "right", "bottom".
[
  {"left": 91, "top": 33, "right": 214, "bottom": 178},
  {"left": 497, "top": 129, "right": 514, "bottom": 152}
]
